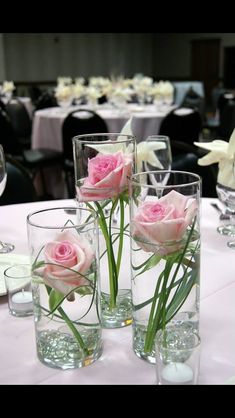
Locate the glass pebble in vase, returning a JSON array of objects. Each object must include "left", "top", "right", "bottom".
[
  {"left": 27, "top": 207, "right": 102, "bottom": 370},
  {"left": 73, "top": 133, "right": 136, "bottom": 328},
  {"left": 129, "top": 170, "right": 201, "bottom": 363}
]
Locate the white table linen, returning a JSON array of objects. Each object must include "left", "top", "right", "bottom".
[
  {"left": 0, "top": 198, "right": 235, "bottom": 384},
  {"left": 31, "top": 104, "right": 175, "bottom": 152},
  {"left": 31, "top": 104, "right": 175, "bottom": 199}
]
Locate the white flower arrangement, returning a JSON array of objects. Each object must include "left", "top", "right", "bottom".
[
  {"left": 55, "top": 85, "right": 74, "bottom": 102},
  {"left": 57, "top": 77, "right": 73, "bottom": 86},
  {"left": 2, "top": 81, "right": 15, "bottom": 93},
  {"left": 85, "top": 86, "right": 102, "bottom": 101},
  {"left": 73, "top": 83, "right": 86, "bottom": 99}
]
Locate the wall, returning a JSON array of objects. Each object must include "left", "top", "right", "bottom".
[
  {"left": 0, "top": 34, "right": 6, "bottom": 80},
  {"left": 2, "top": 33, "right": 155, "bottom": 82},
  {"left": 3, "top": 33, "right": 235, "bottom": 85},
  {"left": 152, "top": 33, "right": 235, "bottom": 80}
]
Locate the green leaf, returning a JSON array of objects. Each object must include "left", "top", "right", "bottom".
[
  {"left": 75, "top": 285, "right": 93, "bottom": 296},
  {"left": 32, "top": 260, "right": 45, "bottom": 270},
  {"left": 49, "top": 288, "right": 65, "bottom": 312},
  {"left": 133, "top": 254, "right": 162, "bottom": 278}
]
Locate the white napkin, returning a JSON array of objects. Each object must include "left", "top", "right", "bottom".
[
  {"left": 118, "top": 117, "right": 167, "bottom": 171},
  {"left": 194, "top": 129, "right": 235, "bottom": 189}
]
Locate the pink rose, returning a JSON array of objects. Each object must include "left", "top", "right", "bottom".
[
  {"left": 77, "top": 151, "right": 132, "bottom": 202},
  {"left": 132, "top": 190, "right": 197, "bottom": 255},
  {"left": 41, "top": 230, "right": 94, "bottom": 295}
]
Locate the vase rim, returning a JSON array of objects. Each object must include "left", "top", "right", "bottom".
[
  {"left": 130, "top": 170, "right": 201, "bottom": 189},
  {"left": 27, "top": 206, "right": 97, "bottom": 230},
  {"left": 72, "top": 133, "right": 136, "bottom": 144}
]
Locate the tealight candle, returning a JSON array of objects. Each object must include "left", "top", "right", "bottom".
[
  {"left": 11, "top": 290, "right": 33, "bottom": 312},
  {"left": 161, "top": 362, "right": 194, "bottom": 384}
]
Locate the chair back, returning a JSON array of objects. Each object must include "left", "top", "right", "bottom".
[
  {"left": 35, "top": 91, "right": 58, "bottom": 110},
  {"left": 217, "top": 100, "right": 235, "bottom": 140},
  {"left": 159, "top": 107, "right": 202, "bottom": 147},
  {"left": 181, "top": 87, "right": 205, "bottom": 119},
  {"left": 62, "top": 109, "right": 108, "bottom": 161},
  {"left": 5, "top": 98, "right": 32, "bottom": 138},
  {"left": 0, "top": 108, "right": 22, "bottom": 156},
  {"left": 171, "top": 140, "right": 217, "bottom": 197},
  {"left": 0, "top": 155, "right": 37, "bottom": 205}
]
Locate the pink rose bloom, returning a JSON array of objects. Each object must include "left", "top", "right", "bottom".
[
  {"left": 41, "top": 230, "right": 94, "bottom": 295},
  {"left": 77, "top": 151, "right": 132, "bottom": 202},
  {"left": 132, "top": 190, "right": 197, "bottom": 255}
]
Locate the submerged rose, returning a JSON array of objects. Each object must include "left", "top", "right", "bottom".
[
  {"left": 40, "top": 230, "right": 94, "bottom": 295},
  {"left": 77, "top": 150, "right": 132, "bottom": 202},
  {"left": 132, "top": 190, "right": 197, "bottom": 255}
]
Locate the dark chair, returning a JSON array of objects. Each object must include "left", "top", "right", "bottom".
[
  {"left": 5, "top": 97, "right": 32, "bottom": 149},
  {"left": 171, "top": 140, "right": 218, "bottom": 197},
  {"left": 0, "top": 106, "right": 62, "bottom": 199},
  {"left": 22, "top": 148, "right": 63, "bottom": 199},
  {"left": 217, "top": 92, "right": 235, "bottom": 118},
  {"left": 28, "top": 85, "right": 43, "bottom": 105},
  {"left": 0, "top": 155, "right": 37, "bottom": 205},
  {"left": 181, "top": 87, "right": 205, "bottom": 120},
  {"left": 0, "top": 107, "right": 22, "bottom": 156},
  {"left": 62, "top": 109, "right": 108, "bottom": 197},
  {"left": 0, "top": 99, "right": 7, "bottom": 112},
  {"left": 159, "top": 107, "right": 202, "bottom": 148},
  {"left": 217, "top": 100, "right": 235, "bottom": 140},
  {"left": 35, "top": 91, "right": 58, "bottom": 111}
]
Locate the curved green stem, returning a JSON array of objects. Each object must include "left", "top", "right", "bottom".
[
  {"left": 45, "top": 286, "right": 89, "bottom": 356},
  {"left": 95, "top": 201, "right": 117, "bottom": 309},
  {"left": 57, "top": 306, "right": 89, "bottom": 356},
  {"left": 116, "top": 195, "right": 124, "bottom": 278}
]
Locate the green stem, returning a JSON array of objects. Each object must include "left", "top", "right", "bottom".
[
  {"left": 45, "top": 286, "right": 89, "bottom": 356},
  {"left": 57, "top": 306, "right": 89, "bottom": 356},
  {"left": 143, "top": 219, "right": 198, "bottom": 353},
  {"left": 116, "top": 195, "right": 124, "bottom": 278},
  {"left": 95, "top": 201, "right": 117, "bottom": 309},
  {"left": 144, "top": 259, "right": 172, "bottom": 353}
]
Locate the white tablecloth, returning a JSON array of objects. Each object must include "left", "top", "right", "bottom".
[
  {"left": 0, "top": 198, "right": 235, "bottom": 384},
  {"left": 31, "top": 104, "right": 175, "bottom": 152},
  {"left": 31, "top": 104, "right": 175, "bottom": 199}
]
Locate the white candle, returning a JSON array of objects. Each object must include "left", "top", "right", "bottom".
[
  {"left": 11, "top": 290, "right": 33, "bottom": 311},
  {"left": 161, "top": 362, "right": 194, "bottom": 384}
]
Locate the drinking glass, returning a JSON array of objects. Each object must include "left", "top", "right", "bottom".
[
  {"left": 144, "top": 135, "right": 172, "bottom": 190},
  {"left": 0, "top": 145, "right": 14, "bottom": 253}
]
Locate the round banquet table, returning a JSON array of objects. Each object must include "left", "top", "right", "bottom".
[
  {"left": 31, "top": 103, "right": 175, "bottom": 152},
  {"left": 31, "top": 103, "right": 175, "bottom": 199},
  {"left": 0, "top": 198, "right": 235, "bottom": 384}
]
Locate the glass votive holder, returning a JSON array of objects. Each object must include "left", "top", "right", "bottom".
[
  {"left": 4, "top": 264, "right": 33, "bottom": 317},
  {"left": 155, "top": 325, "right": 201, "bottom": 385}
]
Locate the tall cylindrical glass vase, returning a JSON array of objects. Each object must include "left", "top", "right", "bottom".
[
  {"left": 129, "top": 170, "right": 201, "bottom": 363},
  {"left": 27, "top": 207, "right": 102, "bottom": 370},
  {"left": 73, "top": 133, "right": 136, "bottom": 328}
]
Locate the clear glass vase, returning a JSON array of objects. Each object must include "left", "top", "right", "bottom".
[
  {"left": 129, "top": 170, "right": 201, "bottom": 363},
  {"left": 73, "top": 133, "right": 136, "bottom": 328},
  {"left": 27, "top": 207, "right": 102, "bottom": 370}
]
